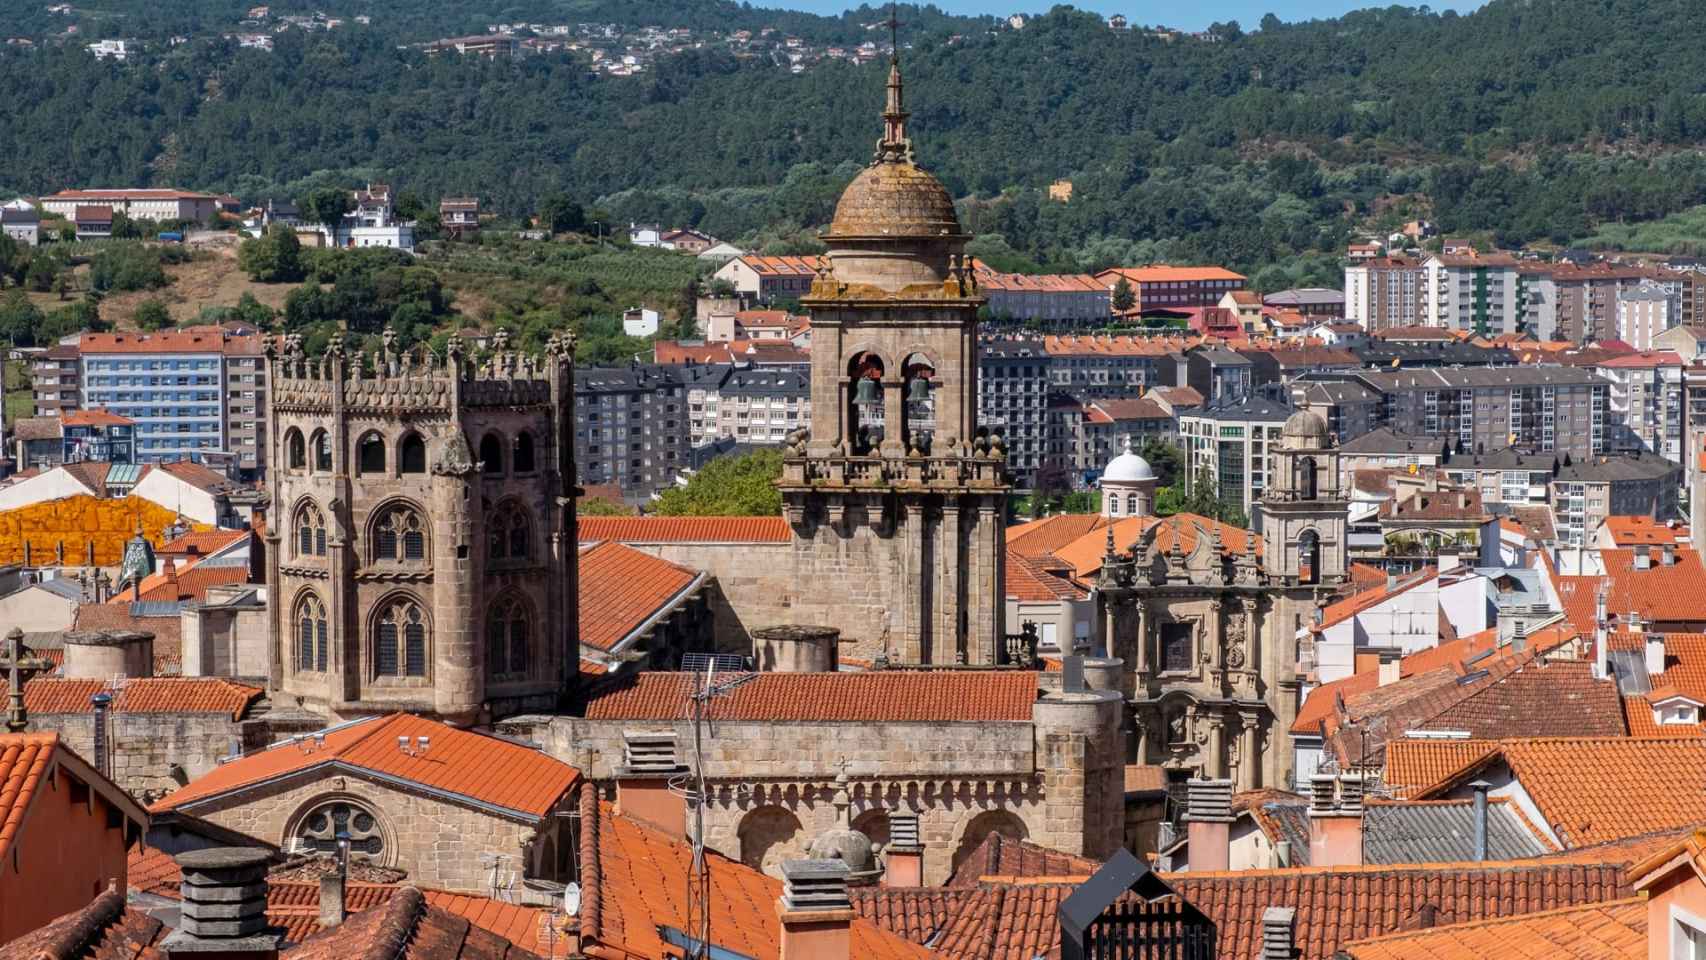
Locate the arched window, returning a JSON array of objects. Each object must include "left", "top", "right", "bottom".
[
  {"left": 513, "top": 432, "right": 536, "bottom": 473},
  {"left": 295, "top": 592, "right": 328, "bottom": 672},
  {"left": 1298, "top": 529, "right": 1320, "bottom": 584},
  {"left": 357, "top": 432, "right": 387, "bottom": 475},
  {"left": 372, "top": 503, "right": 427, "bottom": 564},
  {"left": 479, "top": 433, "right": 504, "bottom": 474},
  {"left": 487, "top": 501, "right": 531, "bottom": 562},
  {"left": 311, "top": 429, "right": 332, "bottom": 472},
  {"left": 294, "top": 799, "right": 385, "bottom": 858},
  {"left": 847, "top": 352, "right": 885, "bottom": 455},
  {"left": 1126, "top": 493, "right": 1138, "bottom": 515},
  {"left": 294, "top": 501, "right": 327, "bottom": 558},
  {"left": 399, "top": 433, "right": 427, "bottom": 474},
  {"left": 374, "top": 596, "right": 427, "bottom": 677},
  {"left": 1109, "top": 494, "right": 1121, "bottom": 516},
  {"left": 285, "top": 429, "right": 306, "bottom": 471},
  {"left": 1298, "top": 456, "right": 1318, "bottom": 501},
  {"left": 487, "top": 594, "right": 530, "bottom": 679}
]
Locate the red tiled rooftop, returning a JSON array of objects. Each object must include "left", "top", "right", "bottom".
[
  {"left": 159, "top": 528, "right": 250, "bottom": 557},
  {"left": 1004, "top": 549, "right": 1088, "bottom": 602},
  {"left": 60, "top": 408, "right": 133, "bottom": 427},
  {"left": 152, "top": 713, "right": 581, "bottom": 820},
  {"left": 1599, "top": 515, "right": 1688, "bottom": 546},
  {"left": 582, "top": 671, "right": 1038, "bottom": 722},
  {"left": 1005, "top": 513, "right": 1107, "bottom": 559},
  {"left": 577, "top": 541, "right": 703, "bottom": 652},
  {"left": 1314, "top": 568, "right": 1437, "bottom": 631},
  {"left": 0, "top": 733, "right": 57, "bottom": 865},
  {"left": 3, "top": 677, "right": 261, "bottom": 719},
  {"left": 1337, "top": 897, "right": 1648, "bottom": 960},
  {"left": 577, "top": 515, "right": 791, "bottom": 544}
]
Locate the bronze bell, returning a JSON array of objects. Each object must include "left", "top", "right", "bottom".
[
  {"left": 907, "top": 376, "right": 930, "bottom": 402},
  {"left": 855, "top": 377, "right": 881, "bottom": 405}
]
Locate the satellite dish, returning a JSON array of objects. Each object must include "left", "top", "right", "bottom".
[{"left": 562, "top": 882, "right": 581, "bottom": 917}]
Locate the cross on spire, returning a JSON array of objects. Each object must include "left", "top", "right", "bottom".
[
  {"left": 886, "top": 1, "right": 902, "bottom": 60},
  {"left": 875, "top": 2, "right": 914, "bottom": 163}
]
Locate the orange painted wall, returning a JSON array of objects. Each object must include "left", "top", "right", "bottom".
[
  {"left": 0, "top": 760, "right": 131, "bottom": 944},
  {"left": 1647, "top": 870, "right": 1706, "bottom": 960},
  {"left": 0, "top": 496, "right": 208, "bottom": 566}
]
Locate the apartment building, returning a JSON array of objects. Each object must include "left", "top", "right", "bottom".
[
  {"left": 1354, "top": 366, "right": 1609, "bottom": 458},
  {"left": 1617, "top": 280, "right": 1679, "bottom": 350},
  {"left": 30, "top": 342, "right": 80, "bottom": 415},
  {"left": 1177, "top": 394, "right": 1293, "bottom": 517},
  {"left": 977, "top": 270, "right": 1109, "bottom": 324},
  {"left": 681, "top": 364, "right": 810, "bottom": 450},
  {"left": 1068, "top": 397, "right": 1175, "bottom": 483},
  {"left": 1344, "top": 257, "right": 1426, "bottom": 332},
  {"left": 1183, "top": 345, "right": 1253, "bottom": 404},
  {"left": 40, "top": 188, "right": 218, "bottom": 222},
  {"left": 1095, "top": 265, "right": 1246, "bottom": 315},
  {"left": 1550, "top": 454, "right": 1681, "bottom": 545},
  {"left": 574, "top": 365, "right": 689, "bottom": 502},
  {"left": 1040, "top": 333, "right": 1190, "bottom": 397},
  {"left": 1262, "top": 287, "right": 1345, "bottom": 319},
  {"left": 712, "top": 254, "right": 822, "bottom": 303},
  {"left": 978, "top": 338, "right": 1051, "bottom": 486},
  {"left": 1424, "top": 252, "right": 1523, "bottom": 334},
  {"left": 1591, "top": 351, "right": 1684, "bottom": 461}
]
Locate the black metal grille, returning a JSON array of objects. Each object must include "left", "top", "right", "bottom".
[{"left": 1079, "top": 899, "right": 1215, "bottom": 960}]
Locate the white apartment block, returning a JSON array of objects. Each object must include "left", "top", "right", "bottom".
[
  {"left": 40, "top": 189, "right": 218, "bottom": 222},
  {"left": 1344, "top": 258, "right": 1426, "bottom": 332},
  {"left": 1617, "top": 280, "right": 1679, "bottom": 351},
  {"left": 1424, "top": 253, "right": 1522, "bottom": 334},
  {"left": 683, "top": 367, "right": 810, "bottom": 449}
]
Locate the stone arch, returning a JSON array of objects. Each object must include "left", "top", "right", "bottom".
[
  {"left": 1297, "top": 527, "right": 1321, "bottom": 584},
  {"left": 368, "top": 590, "right": 431, "bottom": 679},
  {"left": 486, "top": 498, "right": 533, "bottom": 563},
  {"left": 366, "top": 498, "right": 429, "bottom": 565},
  {"left": 285, "top": 792, "right": 395, "bottom": 866},
  {"left": 356, "top": 430, "right": 388, "bottom": 476},
  {"left": 479, "top": 432, "right": 505, "bottom": 474},
  {"left": 737, "top": 805, "right": 804, "bottom": 877},
  {"left": 292, "top": 497, "right": 327, "bottom": 559},
  {"left": 284, "top": 427, "right": 306, "bottom": 472},
  {"left": 1298, "top": 455, "right": 1318, "bottom": 501},
  {"left": 292, "top": 587, "right": 328, "bottom": 673},
  {"left": 399, "top": 432, "right": 428, "bottom": 474},
  {"left": 846, "top": 350, "right": 887, "bottom": 455},
  {"left": 310, "top": 428, "right": 332, "bottom": 472},
  {"left": 951, "top": 809, "right": 1029, "bottom": 873},
  {"left": 513, "top": 431, "right": 537, "bottom": 474},
  {"left": 852, "top": 808, "right": 891, "bottom": 860}
]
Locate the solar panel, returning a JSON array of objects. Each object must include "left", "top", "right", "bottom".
[
  {"left": 680, "top": 652, "right": 748, "bottom": 674},
  {"left": 129, "top": 601, "right": 185, "bottom": 617},
  {"left": 1608, "top": 649, "right": 1652, "bottom": 695}
]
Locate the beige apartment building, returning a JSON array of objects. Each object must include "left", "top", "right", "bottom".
[
  {"left": 1344, "top": 257, "right": 1426, "bottom": 332},
  {"left": 40, "top": 188, "right": 218, "bottom": 222}
]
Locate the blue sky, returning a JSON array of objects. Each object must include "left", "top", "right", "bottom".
[{"left": 774, "top": 1, "right": 1485, "bottom": 32}]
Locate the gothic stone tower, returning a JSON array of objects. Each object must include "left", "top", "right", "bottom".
[
  {"left": 777, "top": 59, "right": 1009, "bottom": 665},
  {"left": 265, "top": 329, "right": 579, "bottom": 725}
]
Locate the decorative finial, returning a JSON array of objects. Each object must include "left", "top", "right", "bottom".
[
  {"left": 874, "top": 2, "right": 914, "bottom": 165},
  {"left": 493, "top": 327, "right": 512, "bottom": 352}
]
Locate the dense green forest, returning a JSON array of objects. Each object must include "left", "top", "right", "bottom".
[{"left": 5, "top": 0, "right": 1706, "bottom": 275}]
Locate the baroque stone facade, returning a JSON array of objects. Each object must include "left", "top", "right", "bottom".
[
  {"left": 265, "top": 328, "right": 579, "bottom": 724},
  {"left": 778, "top": 59, "right": 1009, "bottom": 664},
  {"left": 1096, "top": 410, "right": 1349, "bottom": 791}
]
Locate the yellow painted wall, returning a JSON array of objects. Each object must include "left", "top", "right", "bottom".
[{"left": 0, "top": 496, "right": 209, "bottom": 566}]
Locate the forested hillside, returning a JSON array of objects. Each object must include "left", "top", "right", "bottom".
[{"left": 5, "top": 0, "right": 1706, "bottom": 275}]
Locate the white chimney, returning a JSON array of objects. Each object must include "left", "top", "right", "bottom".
[{"left": 1647, "top": 635, "right": 1666, "bottom": 678}]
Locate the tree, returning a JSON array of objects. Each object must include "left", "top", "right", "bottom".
[
  {"left": 134, "top": 298, "right": 172, "bottom": 331},
  {"left": 0, "top": 292, "right": 44, "bottom": 346},
  {"left": 238, "top": 224, "right": 305, "bottom": 282},
  {"left": 579, "top": 496, "right": 635, "bottom": 516},
  {"left": 1111, "top": 277, "right": 1136, "bottom": 314},
  {"left": 298, "top": 188, "right": 352, "bottom": 229},
  {"left": 1137, "top": 438, "right": 1183, "bottom": 488},
  {"left": 539, "top": 192, "right": 586, "bottom": 234},
  {"left": 651, "top": 448, "right": 783, "bottom": 516}
]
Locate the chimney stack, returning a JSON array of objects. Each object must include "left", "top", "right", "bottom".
[
  {"left": 1663, "top": 543, "right": 1677, "bottom": 566},
  {"left": 1308, "top": 774, "right": 1364, "bottom": 868},
  {"left": 1185, "top": 778, "right": 1234, "bottom": 872},
  {"left": 91, "top": 692, "right": 112, "bottom": 778},
  {"left": 777, "top": 859, "right": 852, "bottom": 960},
  {"left": 319, "top": 838, "right": 348, "bottom": 928},
  {"left": 615, "top": 730, "right": 687, "bottom": 839},
  {"left": 1646, "top": 635, "right": 1666, "bottom": 677},
  {"left": 161, "top": 848, "right": 281, "bottom": 960},
  {"left": 1470, "top": 779, "right": 1490, "bottom": 862},
  {"left": 1261, "top": 906, "right": 1297, "bottom": 960},
  {"left": 882, "top": 812, "right": 923, "bottom": 887}
]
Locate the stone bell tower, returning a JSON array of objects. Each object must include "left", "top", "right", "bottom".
[
  {"left": 1260, "top": 409, "right": 1348, "bottom": 587},
  {"left": 777, "top": 56, "right": 1008, "bottom": 665}
]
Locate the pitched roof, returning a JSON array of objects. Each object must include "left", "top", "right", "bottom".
[
  {"left": 1097, "top": 265, "right": 1247, "bottom": 283},
  {"left": 285, "top": 887, "right": 542, "bottom": 960},
  {"left": 1167, "top": 860, "right": 1634, "bottom": 960},
  {"left": 1600, "top": 515, "right": 1688, "bottom": 546},
  {"left": 944, "top": 831, "right": 1102, "bottom": 888},
  {"left": 0, "top": 885, "right": 165, "bottom": 960},
  {"left": 3, "top": 677, "right": 261, "bottom": 719},
  {"left": 849, "top": 887, "right": 974, "bottom": 944},
  {"left": 1596, "top": 548, "right": 1706, "bottom": 624},
  {"left": 576, "top": 515, "right": 791, "bottom": 544},
  {"left": 1051, "top": 513, "right": 1260, "bottom": 579},
  {"left": 1005, "top": 514, "right": 1107, "bottom": 559},
  {"left": 121, "top": 555, "right": 252, "bottom": 603},
  {"left": 158, "top": 528, "right": 250, "bottom": 558},
  {"left": 1360, "top": 798, "right": 1553, "bottom": 863},
  {"left": 70, "top": 604, "right": 183, "bottom": 669},
  {"left": 1383, "top": 738, "right": 1503, "bottom": 794},
  {"left": 60, "top": 409, "right": 133, "bottom": 427},
  {"left": 1314, "top": 567, "right": 1438, "bottom": 631},
  {"left": 1004, "top": 549, "right": 1088, "bottom": 602},
  {"left": 576, "top": 792, "right": 933, "bottom": 960},
  {"left": 0, "top": 733, "right": 58, "bottom": 865},
  {"left": 152, "top": 713, "right": 581, "bottom": 821},
  {"left": 1337, "top": 897, "right": 1647, "bottom": 960},
  {"left": 582, "top": 671, "right": 1038, "bottom": 722},
  {"left": 577, "top": 541, "right": 703, "bottom": 653}
]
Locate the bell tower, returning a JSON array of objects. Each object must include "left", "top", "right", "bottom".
[
  {"left": 1260, "top": 409, "right": 1347, "bottom": 586},
  {"left": 778, "top": 55, "right": 1009, "bottom": 665}
]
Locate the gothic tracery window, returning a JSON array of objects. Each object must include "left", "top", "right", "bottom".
[
  {"left": 487, "top": 594, "right": 530, "bottom": 679},
  {"left": 487, "top": 502, "right": 531, "bottom": 562},
  {"left": 295, "top": 799, "right": 384, "bottom": 858},
  {"left": 295, "top": 501, "right": 327, "bottom": 558},
  {"left": 373, "top": 504, "right": 427, "bottom": 564},
  {"left": 295, "top": 592, "right": 328, "bottom": 672},
  {"left": 374, "top": 597, "right": 427, "bottom": 678}
]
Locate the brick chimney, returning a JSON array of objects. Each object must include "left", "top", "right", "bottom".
[
  {"left": 1262, "top": 906, "right": 1297, "bottom": 960},
  {"left": 1308, "top": 774, "right": 1363, "bottom": 868},
  {"left": 882, "top": 812, "right": 922, "bottom": 887},
  {"left": 614, "top": 730, "right": 687, "bottom": 839},
  {"left": 161, "top": 847, "right": 282, "bottom": 960},
  {"left": 1185, "top": 778, "right": 1234, "bottom": 872},
  {"left": 777, "top": 859, "right": 852, "bottom": 960}
]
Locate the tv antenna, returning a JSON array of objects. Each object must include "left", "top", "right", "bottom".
[{"left": 674, "top": 656, "right": 756, "bottom": 958}]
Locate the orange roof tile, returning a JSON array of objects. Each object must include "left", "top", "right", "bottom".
[
  {"left": 286, "top": 886, "right": 543, "bottom": 960},
  {"left": 1096, "top": 265, "right": 1247, "bottom": 284},
  {"left": 1622, "top": 694, "right": 1705, "bottom": 738},
  {"left": 0, "top": 733, "right": 57, "bottom": 865},
  {"left": 577, "top": 541, "right": 703, "bottom": 652},
  {"left": 152, "top": 713, "right": 581, "bottom": 820},
  {"left": 582, "top": 671, "right": 1037, "bottom": 722},
  {"left": 1383, "top": 738, "right": 1502, "bottom": 793},
  {"left": 0, "top": 885, "right": 167, "bottom": 960},
  {"left": 159, "top": 528, "right": 250, "bottom": 557},
  {"left": 944, "top": 832, "right": 1103, "bottom": 889},
  {"left": 1052, "top": 513, "right": 1260, "bottom": 579},
  {"left": 577, "top": 793, "right": 932, "bottom": 960},
  {"left": 1600, "top": 515, "right": 1688, "bottom": 546},
  {"left": 1314, "top": 567, "right": 1438, "bottom": 631},
  {"left": 4, "top": 677, "right": 261, "bottom": 719},
  {"left": 1597, "top": 548, "right": 1706, "bottom": 625},
  {"left": 120, "top": 554, "right": 253, "bottom": 603},
  {"left": 1005, "top": 513, "right": 1108, "bottom": 559},
  {"left": 577, "top": 515, "right": 791, "bottom": 544},
  {"left": 1337, "top": 897, "right": 1647, "bottom": 960},
  {"left": 60, "top": 408, "right": 133, "bottom": 427},
  {"left": 1004, "top": 549, "right": 1088, "bottom": 602}
]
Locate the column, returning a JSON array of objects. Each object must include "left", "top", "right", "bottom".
[
  {"left": 900, "top": 501, "right": 923, "bottom": 662},
  {"left": 938, "top": 503, "right": 962, "bottom": 663},
  {"left": 881, "top": 377, "right": 904, "bottom": 458},
  {"left": 1208, "top": 715, "right": 1226, "bottom": 779},
  {"left": 1135, "top": 602, "right": 1150, "bottom": 674},
  {"left": 1239, "top": 714, "right": 1261, "bottom": 792}
]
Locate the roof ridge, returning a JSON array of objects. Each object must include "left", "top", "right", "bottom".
[
  {"left": 359, "top": 886, "right": 425, "bottom": 960},
  {"left": 35, "top": 883, "right": 128, "bottom": 960},
  {"left": 577, "top": 789, "right": 602, "bottom": 944},
  {"left": 1340, "top": 895, "right": 1644, "bottom": 947}
]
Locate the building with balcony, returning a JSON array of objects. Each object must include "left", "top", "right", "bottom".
[
  {"left": 574, "top": 365, "right": 689, "bottom": 502},
  {"left": 1177, "top": 394, "right": 1294, "bottom": 517}
]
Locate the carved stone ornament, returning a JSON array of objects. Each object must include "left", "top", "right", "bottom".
[{"left": 1226, "top": 644, "right": 1246, "bottom": 669}]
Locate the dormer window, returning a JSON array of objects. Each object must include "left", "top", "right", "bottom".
[{"left": 1648, "top": 690, "right": 1703, "bottom": 727}]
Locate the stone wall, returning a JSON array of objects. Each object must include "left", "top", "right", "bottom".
[
  {"left": 29, "top": 711, "right": 266, "bottom": 801},
  {"left": 168, "top": 769, "right": 569, "bottom": 893}
]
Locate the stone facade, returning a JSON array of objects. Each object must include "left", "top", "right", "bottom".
[
  {"left": 31, "top": 710, "right": 268, "bottom": 801},
  {"left": 265, "top": 328, "right": 578, "bottom": 724},
  {"left": 166, "top": 768, "right": 576, "bottom": 892}
]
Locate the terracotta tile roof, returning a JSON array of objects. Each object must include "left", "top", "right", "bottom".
[
  {"left": 576, "top": 515, "right": 791, "bottom": 544},
  {"left": 1314, "top": 567, "right": 1438, "bottom": 631},
  {"left": 1096, "top": 265, "right": 1246, "bottom": 283},
  {"left": 584, "top": 670, "right": 1036, "bottom": 722},
  {"left": 945, "top": 832, "right": 1102, "bottom": 888},
  {"left": 0, "top": 732, "right": 58, "bottom": 865},
  {"left": 1004, "top": 549, "right": 1088, "bottom": 602},
  {"left": 60, "top": 408, "right": 133, "bottom": 427},
  {"left": 1005, "top": 513, "right": 1107, "bottom": 559},
  {"left": 1597, "top": 548, "right": 1706, "bottom": 625},
  {"left": 0, "top": 885, "right": 165, "bottom": 960},
  {"left": 576, "top": 792, "right": 933, "bottom": 960},
  {"left": 1599, "top": 515, "right": 1688, "bottom": 546},
  {"left": 155, "top": 458, "right": 245, "bottom": 491},
  {"left": 78, "top": 331, "right": 235, "bottom": 355},
  {"left": 850, "top": 887, "right": 974, "bottom": 943},
  {"left": 126, "top": 844, "right": 182, "bottom": 897},
  {"left": 1084, "top": 397, "right": 1171, "bottom": 423},
  {"left": 71, "top": 605, "right": 183, "bottom": 667},
  {"left": 1149, "top": 385, "right": 1205, "bottom": 406},
  {"left": 49, "top": 188, "right": 215, "bottom": 201},
  {"left": 1622, "top": 694, "right": 1704, "bottom": 738},
  {"left": 2, "top": 677, "right": 261, "bottom": 719},
  {"left": 1041, "top": 333, "right": 1202, "bottom": 358},
  {"left": 1166, "top": 860, "right": 1634, "bottom": 960},
  {"left": 286, "top": 887, "right": 542, "bottom": 960},
  {"left": 733, "top": 254, "right": 823, "bottom": 277},
  {"left": 1383, "top": 739, "right": 1502, "bottom": 794},
  {"left": 121, "top": 555, "right": 253, "bottom": 603},
  {"left": 152, "top": 713, "right": 581, "bottom": 820},
  {"left": 1347, "top": 562, "right": 1387, "bottom": 590},
  {"left": 1510, "top": 505, "right": 1557, "bottom": 542},
  {"left": 1052, "top": 513, "right": 1260, "bottom": 579},
  {"left": 1378, "top": 488, "right": 1490, "bottom": 523},
  {"left": 159, "top": 528, "right": 250, "bottom": 557},
  {"left": 1337, "top": 897, "right": 1647, "bottom": 960},
  {"left": 577, "top": 541, "right": 703, "bottom": 652}
]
